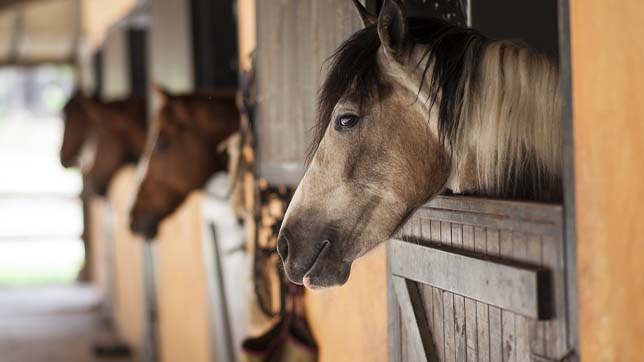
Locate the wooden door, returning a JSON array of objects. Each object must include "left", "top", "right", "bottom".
[{"left": 388, "top": 197, "right": 572, "bottom": 362}]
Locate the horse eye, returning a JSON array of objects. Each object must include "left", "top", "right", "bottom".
[
  {"left": 154, "top": 138, "right": 168, "bottom": 153},
  {"left": 334, "top": 114, "right": 360, "bottom": 131}
]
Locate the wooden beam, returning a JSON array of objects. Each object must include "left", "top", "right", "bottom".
[{"left": 389, "top": 239, "right": 550, "bottom": 319}]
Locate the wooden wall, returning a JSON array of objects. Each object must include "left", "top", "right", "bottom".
[
  {"left": 255, "top": 0, "right": 364, "bottom": 182},
  {"left": 570, "top": 0, "right": 644, "bottom": 360},
  {"left": 108, "top": 166, "right": 147, "bottom": 355},
  {"left": 305, "top": 245, "right": 388, "bottom": 362},
  {"left": 155, "top": 193, "right": 212, "bottom": 362}
]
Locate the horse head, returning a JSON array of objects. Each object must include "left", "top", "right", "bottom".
[
  {"left": 129, "top": 88, "right": 240, "bottom": 239},
  {"left": 60, "top": 92, "right": 92, "bottom": 168},
  {"left": 81, "top": 97, "right": 147, "bottom": 196},
  {"left": 277, "top": 0, "right": 561, "bottom": 289}
]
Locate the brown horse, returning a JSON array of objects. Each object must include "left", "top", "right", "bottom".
[
  {"left": 277, "top": 0, "right": 562, "bottom": 289},
  {"left": 81, "top": 97, "right": 148, "bottom": 196},
  {"left": 60, "top": 92, "right": 93, "bottom": 168},
  {"left": 129, "top": 89, "right": 240, "bottom": 239}
]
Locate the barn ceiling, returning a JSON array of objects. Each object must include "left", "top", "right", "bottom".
[
  {"left": 0, "top": 0, "right": 138, "bottom": 65},
  {"left": 0, "top": 0, "right": 80, "bottom": 65}
]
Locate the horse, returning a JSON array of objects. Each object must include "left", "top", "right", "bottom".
[
  {"left": 277, "top": 0, "right": 562, "bottom": 289},
  {"left": 129, "top": 88, "right": 240, "bottom": 239},
  {"left": 80, "top": 97, "right": 148, "bottom": 196},
  {"left": 60, "top": 92, "right": 93, "bottom": 168}
]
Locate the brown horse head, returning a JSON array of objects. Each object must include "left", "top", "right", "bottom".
[
  {"left": 81, "top": 97, "right": 147, "bottom": 196},
  {"left": 277, "top": 0, "right": 562, "bottom": 289},
  {"left": 60, "top": 92, "right": 92, "bottom": 168},
  {"left": 130, "top": 89, "right": 240, "bottom": 239}
]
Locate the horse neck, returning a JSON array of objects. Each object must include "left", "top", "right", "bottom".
[{"left": 449, "top": 41, "right": 563, "bottom": 200}]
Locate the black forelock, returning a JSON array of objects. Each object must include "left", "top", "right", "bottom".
[{"left": 307, "top": 16, "right": 488, "bottom": 166}]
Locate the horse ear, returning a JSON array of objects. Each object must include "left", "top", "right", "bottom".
[
  {"left": 377, "top": 0, "right": 409, "bottom": 61},
  {"left": 352, "top": 0, "right": 377, "bottom": 27},
  {"left": 153, "top": 84, "right": 172, "bottom": 102},
  {"left": 169, "top": 97, "right": 192, "bottom": 125}
]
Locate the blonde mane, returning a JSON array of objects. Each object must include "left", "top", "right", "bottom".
[{"left": 454, "top": 41, "right": 562, "bottom": 199}]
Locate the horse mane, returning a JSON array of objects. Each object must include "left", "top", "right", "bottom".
[{"left": 312, "top": 16, "right": 561, "bottom": 201}]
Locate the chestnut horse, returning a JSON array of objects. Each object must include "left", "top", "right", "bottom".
[
  {"left": 60, "top": 92, "right": 93, "bottom": 168},
  {"left": 129, "top": 89, "right": 240, "bottom": 239},
  {"left": 277, "top": 0, "right": 562, "bottom": 289},
  {"left": 80, "top": 97, "right": 148, "bottom": 195}
]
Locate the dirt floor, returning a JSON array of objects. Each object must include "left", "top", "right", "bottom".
[{"left": 0, "top": 284, "right": 129, "bottom": 362}]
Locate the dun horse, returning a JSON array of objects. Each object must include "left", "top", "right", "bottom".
[
  {"left": 80, "top": 97, "right": 148, "bottom": 196},
  {"left": 277, "top": 0, "right": 562, "bottom": 289},
  {"left": 129, "top": 89, "right": 240, "bottom": 239}
]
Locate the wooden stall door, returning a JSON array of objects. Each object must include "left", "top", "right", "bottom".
[
  {"left": 108, "top": 166, "right": 149, "bottom": 357},
  {"left": 389, "top": 197, "right": 571, "bottom": 362},
  {"left": 154, "top": 186, "right": 248, "bottom": 362},
  {"left": 155, "top": 193, "right": 212, "bottom": 362}
]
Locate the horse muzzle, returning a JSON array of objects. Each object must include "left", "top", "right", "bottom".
[{"left": 277, "top": 228, "right": 351, "bottom": 289}]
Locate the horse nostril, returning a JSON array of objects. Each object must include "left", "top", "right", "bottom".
[{"left": 277, "top": 233, "right": 289, "bottom": 261}]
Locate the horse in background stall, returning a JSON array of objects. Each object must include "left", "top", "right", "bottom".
[
  {"left": 277, "top": 0, "right": 562, "bottom": 289},
  {"left": 60, "top": 91, "right": 95, "bottom": 281},
  {"left": 60, "top": 92, "right": 93, "bottom": 169},
  {"left": 129, "top": 88, "right": 240, "bottom": 239},
  {"left": 59, "top": 93, "right": 147, "bottom": 280},
  {"left": 80, "top": 97, "right": 148, "bottom": 196}
]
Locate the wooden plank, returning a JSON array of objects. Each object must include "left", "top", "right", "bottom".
[
  {"left": 390, "top": 239, "right": 545, "bottom": 319},
  {"left": 462, "top": 224, "right": 477, "bottom": 362},
  {"left": 499, "top": 230, "right": 516, "bottom": 362},
  {"left": 392, "top": 277, "right": 433, "bottom": 362},
  {"left": 415, "top": 208, "right": 561, "bottom": 236},
  {"left": 527, "top": 234, "right": 545, "bottom": 356},
  {"left": 444, "top": 292, "right": 456, "bottom": 362},
  {"left": 433, "top": 288, "right": 446, "bottom": 361},
  {"left": 442, "top": 222, "right": 456, "bottom": 362},
  {"left": 431, "top": 220, "right": 442, "bottom": 242},
  {"left": 512, "top": 232, "right": 531, "bottom": 362},
  {"left": 465, "top": 298, "right": 478, "bottom": 362},
  {"left": 474, "top": 227, "right": 490, "bottom": 362},
  {"left": 486, "top": 229, "right": 503, "bottom": 362},
  {"left": 425, "top": 196, "right": 562, "bottom": 225},
  {"left": 452, "top": 223, "right": 466, "bottom": 362}
]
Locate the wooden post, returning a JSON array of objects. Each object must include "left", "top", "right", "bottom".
[{"left": 570, "top": 0, "right": 644, "bottom": 360}]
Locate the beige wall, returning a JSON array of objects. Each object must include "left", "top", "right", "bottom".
[
  {"left": 305, "top": 245, "right": 388, "bottom": 362},
  {"left": 101, "top": 27, "right": 130, "bottom": 100},
  {"left": 571, "top": 0, "right": 644, "bottom": 360},
  {"left": 148, "top": 0, "right": 194, "bottom": 94}
]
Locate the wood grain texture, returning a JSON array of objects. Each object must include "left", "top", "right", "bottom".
[
  {"left": 155, "top": 193, "right": 212, "bottom": 362},
  {"left": 389, "top": 240, "right": 546, "bottom": 318},
  {"left": 570, "top": 1, "right": 644, "bottom": 360},
  {"left": 255, "top": 0, "right": 363, "bottom": 181},
  {"left": 305, "top": 244, "right": 388, "bottom": 362},
  {"left": 391, "top": 196, "right": 569, "bottom": 361},
  {"left": 107, "top": 166, "right": 146, "bottom": 355}
]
